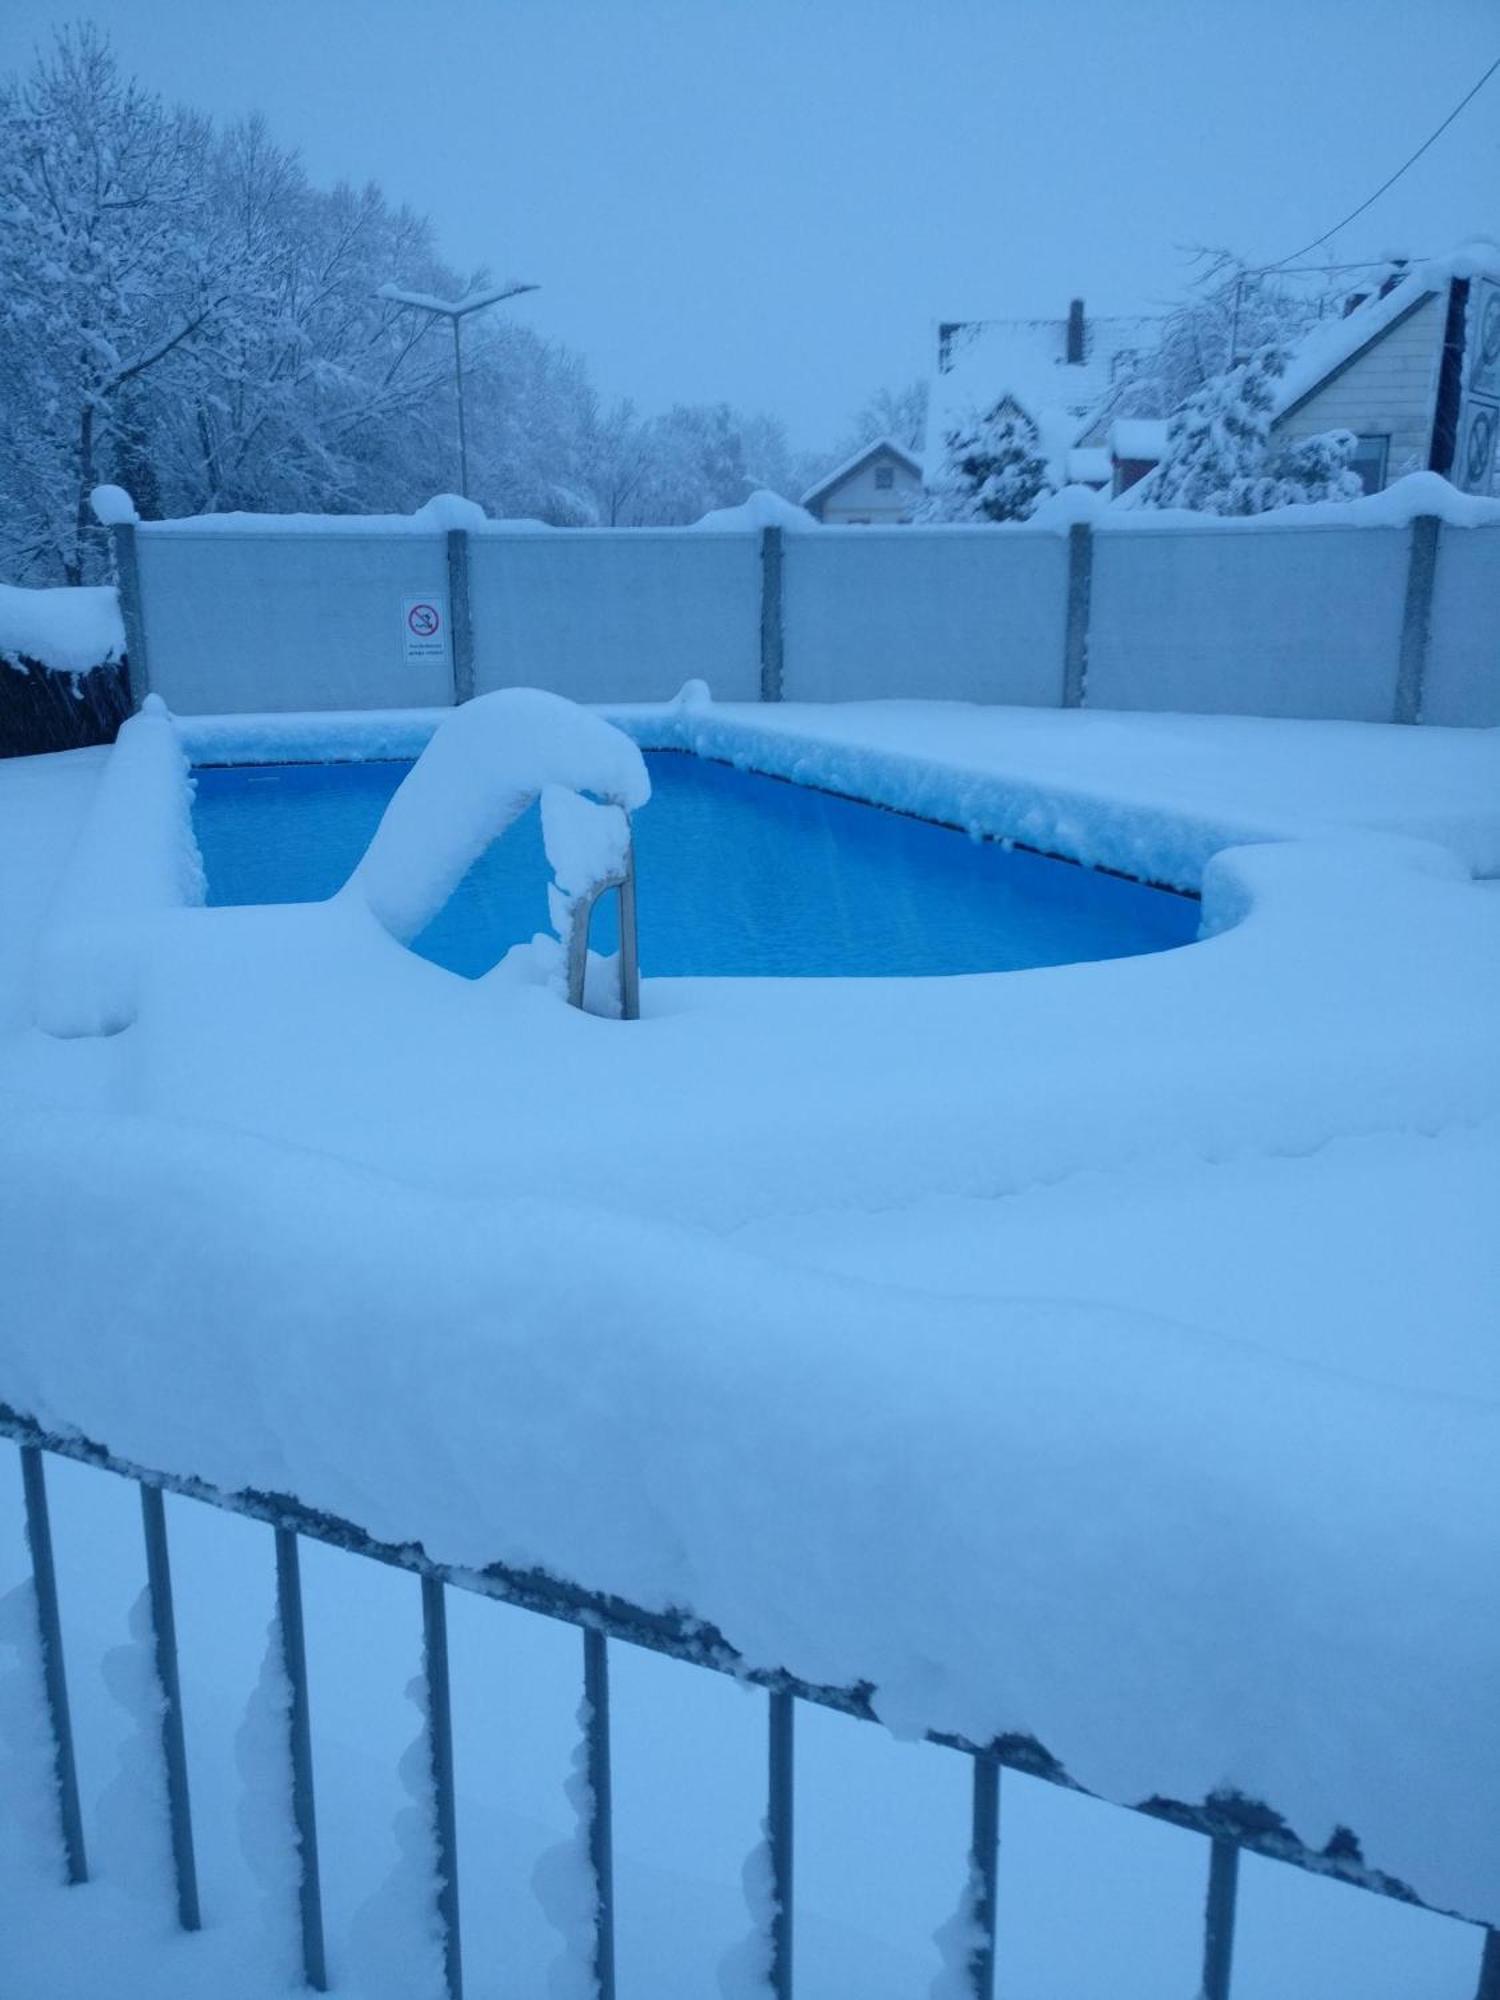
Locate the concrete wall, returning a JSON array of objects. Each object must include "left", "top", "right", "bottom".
[{"left": 124, "top": 510, "right": 1494, "bottom": 729}]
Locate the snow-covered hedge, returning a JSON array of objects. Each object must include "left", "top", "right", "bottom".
[{"left": 0, "top": 583, "right": 130, "bottom": 759}]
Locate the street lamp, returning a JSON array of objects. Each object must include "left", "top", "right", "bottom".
[{"left": 377, "top": 279, "right": 539, "bottom": 500}]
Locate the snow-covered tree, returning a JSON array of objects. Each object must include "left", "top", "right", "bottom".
[
  {"left": 918, "top": 401, "right": 1051, "bottom": 522},
  {"left": 1149, "top": 344, "right": 1365, "bottom": 515},
  {"left": 1264, "top": 430, "right": 1363, "bottom": 507},
  {"left": 0, "top": 27, "right": 234, "bottom": 578},
  {"left": 833, "top": 379, "right": 929, "bottom": 458},
  {"left": 1106, "top": 249, "right": 1338, "bottom": 428},
  {"left": 1149, "top": 344, "right": 1287, "bottom": 514}
]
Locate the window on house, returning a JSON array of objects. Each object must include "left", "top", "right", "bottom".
[
  {"left": 874, "top": 464, "right": 895, "bottom": 490},
  {"left": 1350, "top": 434, "right": 1390, "bottom": 494}
]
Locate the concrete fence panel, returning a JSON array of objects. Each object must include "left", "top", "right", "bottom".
[
  {"left": 1422, "top": 524, "right": 1500, "bottom": 728},
  {"left": 1086, "top": 524, "right": 1410, "bottom": 721},
  {"left": 782, "top": 526, "right": 1068, "bottom": 705},
  {"left": 135, "top": 530, "right": 455, "bottom": 714},
  {"left": 467, "top": 530, "right": 762, "bottom": 703}
]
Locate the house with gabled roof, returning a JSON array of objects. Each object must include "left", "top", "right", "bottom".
[
  {"left": 800, "top": 437, "right": 924, "bottom": 523},
  {"left": 927, "top": 299, "right": 1160, "bottom": 491},
  {"left": 1267, "top": 240, "right": 1500, "bottom": 496}
]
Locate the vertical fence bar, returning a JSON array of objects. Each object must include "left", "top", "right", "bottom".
[
  {"left": 108, "top": 520, "right": 151, "bottom": 710},
  {"left": 760, "top": 525, "right": 785, "bottom": 702},
  {"left": 19, "top": 1446, "right": 88, "bottom": 1885},
  {"left": 767, "top": 1688, "right": 795, "bottom": 2000},
  {"left": 274, "top": 1529, "right": 327, "bottom": 1992},
  {"left": 1062, "top": 520, "right": 1093, "bottom": 708},
  {"left": 446, "top": 528, "right": 475, "bottom": 705},
  {"left": 1394, "top": 512, "right": 1440, "bottom": 724},
  {"left": 1201, "top": 1837, "right": 1240, "bottom": 2000},
  {"left": 967, "top": 1754, "right": 1000, "bottom": 2000},
  {"left": 139, "top": 1483, "right": 200, "bottom": 1931},
  {"left": 583, "top": 1626, "right": 617, "bottom": 2000},
  {"left": 616, "top": 843, "right": 641, "bottom": 1023},
  {"left": 1475, "top": 1929, "right": 1500, "bottom": 2000},
  {"left": 421, "top": 1575, "right": 463, "bottom": 2000}
]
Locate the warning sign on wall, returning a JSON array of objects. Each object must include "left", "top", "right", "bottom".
[{"left": 402, "top": 594, "right": 449, "bottom": 667}]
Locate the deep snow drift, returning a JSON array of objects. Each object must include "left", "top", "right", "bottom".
[{"left": 1, "top": 694, "right": 1498, "bottom": 1983}]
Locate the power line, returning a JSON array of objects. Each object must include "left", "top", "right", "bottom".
[{"left": 1274, "top": 50, "right": 1500, "bottom": 269}]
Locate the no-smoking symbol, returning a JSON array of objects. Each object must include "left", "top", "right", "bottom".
[{"left": 407, "top": 601, "right": 441, "bottom": 638}]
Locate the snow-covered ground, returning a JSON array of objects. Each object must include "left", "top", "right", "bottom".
[{"left": 1, "top": 695, "right": 1497, "bottom": 1997}]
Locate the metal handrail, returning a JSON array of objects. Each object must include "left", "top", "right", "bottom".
[
  {"left": 3, "top": 1403, "right": 1494, "bottom": 2000},
  {"left": 562, "top": 830, "right": 640, "bottom": 1021}
]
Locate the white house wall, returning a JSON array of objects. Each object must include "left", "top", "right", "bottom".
[
  {"left": 818, "top": 456, "right": 922, "bottom": 524},
  {"left": 1271, "top": 290, "right": 1448, "bottom": 482}
]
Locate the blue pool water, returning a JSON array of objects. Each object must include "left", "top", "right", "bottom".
[{"left": 192, "top": 752, "right": 1197, "bottom": 979}]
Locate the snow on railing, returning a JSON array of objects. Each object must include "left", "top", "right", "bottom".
[{"left": 5, "top": 1408, "right": 1497, "bottom": 2000}]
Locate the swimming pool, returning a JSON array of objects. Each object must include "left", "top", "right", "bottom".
[{"left": 192, "top": 751, "right": 1198, "bottom": 978}]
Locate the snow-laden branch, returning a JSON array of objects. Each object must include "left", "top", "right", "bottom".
[{"left": 376, "top": 279, "right": 539, "bottom": 317}]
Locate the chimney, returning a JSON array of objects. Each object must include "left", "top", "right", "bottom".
[{"left": 1066, "top": 298, "right": 1086, "bottom": 365}]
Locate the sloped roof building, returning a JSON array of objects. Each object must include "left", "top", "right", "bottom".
[{"left": 928, "top": 300, "right": 1160, "bottom": 487}]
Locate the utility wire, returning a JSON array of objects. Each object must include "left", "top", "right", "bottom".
[{"left": 1274, "top": 51, "right": 1500, "bottom": 269}]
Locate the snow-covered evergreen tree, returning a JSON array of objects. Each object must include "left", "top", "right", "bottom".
[
  {"left": 918, "top": 402, "right": 1051, "bottom": 522},
  {"left": 1149, "top": 344, "right": 1287, "bottom": 514},
  {"left": 1265, "top": 430, "right": 1363, "bottom": 507},
  {"left": 1149, "top": 344, "right": 1367, "bottom": 515}
]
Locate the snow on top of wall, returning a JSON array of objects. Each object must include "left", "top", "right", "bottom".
[
  {"left": 0, "top": 584, "right": 125, "bottom": 676},
  {"left": 347, "top": 687, "right": 649, "bottom": 945},
  {"left": 691, "top": 489, "right": 817, "bottom": 533},
  {"left": 1275, "top": 237, "right": 1500, "bottom": 415},
  {"left": 89, "top": 483, "right": 139, "bottom": 527}
]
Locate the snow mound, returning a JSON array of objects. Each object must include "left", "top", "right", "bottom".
[
  {"left": 410, "top": 493, "right": 488, "bottom": 532},
  {"left": 347, "top": 687, "right": 649, "bottom": 945},
  {"left": 34, "top": 695, "right": 203, "bottom": 1037},
  {"left": 88, "top": 484, "right": 140, "bottom": 528},
  {"left": 0, "top": 585, "right": 125, "bottom": 677},
  {"left": 691, "top": 490, "right": 817, "bottom": 533}
]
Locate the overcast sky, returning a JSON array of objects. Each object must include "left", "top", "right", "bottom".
[{"left": 3, "top": 1, "right": 1496, "bottom": 446}]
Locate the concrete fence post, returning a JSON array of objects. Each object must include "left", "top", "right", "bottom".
[
  {"left": 446, "top": 528, "right": 475, "bottom": 704},
  {"left": 108, "top": 522, "right": 151, "bottom": 710},
  {"left": 760, "top": 526, "right": 784, "bottom": 702},
  {"left": 1394, "top": 514, "right": 1441, "bottom": 725},
  {"left": 1062, "top": 521, "right": 1093, "bottom": 708}
]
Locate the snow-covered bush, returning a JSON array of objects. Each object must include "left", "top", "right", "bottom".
[
  {"left": 1264, "top": 430, "right": 1364, "bottom": 507},
  {"left": 919, "top": 402, "right": 1051, "bottom": 523}
]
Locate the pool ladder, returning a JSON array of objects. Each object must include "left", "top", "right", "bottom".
[{"left": 562, "top": 830, "right": 640, "bottom": 1023}]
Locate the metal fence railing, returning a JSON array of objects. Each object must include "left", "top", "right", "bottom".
[{"left": 3, "top": 1403, "right": 1495, "bottom": 2000}]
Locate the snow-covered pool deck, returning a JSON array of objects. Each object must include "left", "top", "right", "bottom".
[{"left": 2, "top": 698, "right": 1498, "bottom": 1942}]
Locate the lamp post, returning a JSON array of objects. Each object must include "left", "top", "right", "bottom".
[{"left": 377, "top": 279, "right": 539, "bottom": 499}]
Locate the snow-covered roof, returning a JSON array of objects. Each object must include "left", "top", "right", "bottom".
[
  {"left": 1066, "top": 446, "right": 1111, "bottom": 486},
  {"left": 928, "top": 310, "right": 1160, "bottom": 482},
  {"left": 1110, "top": 418, "right": 1169, "bottom": 461},
  {"left": 1275, "top": 238, "right": 1500, "bottom": 418},
  {"left": 800, "top": 436, "right": 923, "bottom": 509}
]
